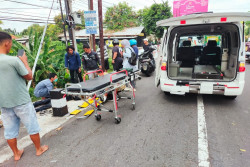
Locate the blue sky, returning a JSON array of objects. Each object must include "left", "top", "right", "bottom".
[{"left": 0, "top": 0, "right": 250, "bottom": 32}]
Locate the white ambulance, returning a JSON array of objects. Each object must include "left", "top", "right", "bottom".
[{"left": 155, "top": 12, "right": 250, "bottom": 99}]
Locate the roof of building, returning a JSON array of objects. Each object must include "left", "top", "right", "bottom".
[
  {"left": 11, "top": 35, "right": 18, "bottom": 40},
  {"left": 59, "top": 26, "right": 144, "bottom": 40}
]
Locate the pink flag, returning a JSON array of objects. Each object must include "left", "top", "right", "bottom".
[{"left": 173, "top": 0, "right": 209, "bottom": 17}]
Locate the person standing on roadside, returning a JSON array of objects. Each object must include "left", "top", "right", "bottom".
[
  {"left": 0, "top": 32, "right": 48, "bottom": 161},
  {"left": 96, "top": 42, "right": 109, "bottom": 72},
  {"left": 129, "top": 39, "right": 139, "bottom": 70},
  {"left": 121, "top": 39, "right": 137, "bottom": 90},
  {"left": 130, "top": 39, "right": 138, "bottom": 57},
  {"left": 112, "top": 39, "right": 123, "bottom": 71},
  {"left": 65, "top": 46, "right": 83, "bottom": 83},
  {"left": 82, "top": 44, "right": 102, "bottom": 79}
]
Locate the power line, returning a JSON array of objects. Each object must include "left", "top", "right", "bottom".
[
  {"left": 0, "top": 11, "right": 56, "bottom": 20},
  {"left": 36, "top": 0, "right": 55, "bottom": 2},
  {"left": 0, "top": 18, "right": 55, "bottom": 24},
  {"left": 0, "top": 8, "right": 49, "bottom": 10},
  {"left": 0, "top": 16, "right": 54, "bottom": 22},
  {"left": 3, "top": 0, "right": 59, "bottom": 10}
]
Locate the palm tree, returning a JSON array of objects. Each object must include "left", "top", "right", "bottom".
[{"left": 10, "top": 28, "right": 70, "bottom": 88}]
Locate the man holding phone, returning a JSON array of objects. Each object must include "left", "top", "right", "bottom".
[{"left": 0, "top": 32, "right": 48, "bottom": 161}]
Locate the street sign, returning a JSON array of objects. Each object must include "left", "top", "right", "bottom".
[{"left": 84, "top": 10, "right": 97, "bottom": 34}]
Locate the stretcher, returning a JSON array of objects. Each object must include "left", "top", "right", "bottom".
[{"left": 63, "top": 69, "right": 139, "bottom": 124}]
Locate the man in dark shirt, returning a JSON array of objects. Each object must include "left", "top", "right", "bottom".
[
  {"left": 112, "top": 39, "right": 123, "bottom": 71},
  {"left": 82, "top": 44, "right": 101, "bottom": 79},
  {"left": 65, "top": 46, "right": 83, "bottom": 83},
  {"left": 143, "top": 38, "right": 152, "bottom": 52}
]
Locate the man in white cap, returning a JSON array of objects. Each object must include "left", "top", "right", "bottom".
[{"left": 143, "top": 38, "right": 152, "bottom": 52}]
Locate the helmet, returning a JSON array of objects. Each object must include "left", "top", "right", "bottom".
[
  {"left": 129, "top": 39, "right": 137, "bottom": 46},
  {"left": 112, "top": 38, "right": 119, "bottom": 45}
]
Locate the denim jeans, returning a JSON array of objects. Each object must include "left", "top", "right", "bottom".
[{"left": 1, "top": 102, "right": 40, "bottom": 139}]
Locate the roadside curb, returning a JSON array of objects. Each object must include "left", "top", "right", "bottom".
[{"left": 0, "top": 100, "right": 88, "bottom": 164}]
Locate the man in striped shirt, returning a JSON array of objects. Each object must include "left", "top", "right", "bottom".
[{"left": 96, "top": 42, "right": 109, "bottom": 72}]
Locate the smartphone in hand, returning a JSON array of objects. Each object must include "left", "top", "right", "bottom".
[{"left": 17, "top": 49, "right": 25, "bottom": 57}]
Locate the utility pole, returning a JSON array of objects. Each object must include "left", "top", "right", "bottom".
[
  {"left": 64, "top": 0, "right": 77, "bottom": 51},
  {"left": 88, "top": 0, "right": 96, "bottom": 51},
  {"left": 59, "top": 0, "right": 68, "bottom": 46},
  {"left": 98, "top": 0, "right": 105, "bottom": 71}
]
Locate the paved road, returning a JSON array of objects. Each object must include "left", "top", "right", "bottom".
[{"left": 2, "top": 64, "right": 250, "bottom": 167}]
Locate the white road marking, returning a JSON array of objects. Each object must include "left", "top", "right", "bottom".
[{"left": 197, "top": 95, "right": 210, "bottom": 167}]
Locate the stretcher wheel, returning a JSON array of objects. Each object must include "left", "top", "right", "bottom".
[
  {"left": 95, "top": 114, "right": 101, "bottom": 121},
  {"left": 115, "top": 117, "right": 121, "bottom": 124},
  {"left": 131, "top": 104, "right": 135, "bottom": 110}
]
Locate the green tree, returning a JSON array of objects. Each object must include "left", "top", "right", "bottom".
[
  {"left": 9, "top": 28, "right": 70, "bottom": 101},
  {"left": 21, "top": 24, "right": 44, "bottom": 36},
  {"left": 11, "top": 28, "right": 69, "bottom": 87},
  {"left": 245, "top": 21, "right": 250, "bottom": 38},
  {"left": 54, "top": 14, "right": 66, "bottom": 30},
  {"left": 104, "top": 2, "right": 139, "bottom": 30},
  {"left": 3, "top": 28, "right": 19, "bottom": 36},
  {"left": 46, "top": 24, "right": 63, "bottom": 41},
  {"left": 139, "top": 2, "right": 172, "bottom": 38},
  {"left": 0, "top": 20, "right": 3, "bottom": 31}
]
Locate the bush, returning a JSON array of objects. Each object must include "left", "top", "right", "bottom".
[{"left": 29, "top": 87, "right": 41, "bottom": 102}]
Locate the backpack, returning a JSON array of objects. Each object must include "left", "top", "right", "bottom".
[{"left": 128, "top": 48, "right": 137, "bottom": 65}]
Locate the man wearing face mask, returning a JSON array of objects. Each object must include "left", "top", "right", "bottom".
[{"left": 33, "top": 73, "right": 58, "bottom": 112}]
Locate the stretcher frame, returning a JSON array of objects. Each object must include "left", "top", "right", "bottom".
[{"left": 63, "top": 69, "right": 139, "bottom": 124}]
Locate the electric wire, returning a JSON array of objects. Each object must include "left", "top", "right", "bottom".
[
  {"left": 3, "top": 0, "right": 59, "bottom": 10},
  {"left": 0, "top": 11, "right": 56, "bottom": 20},
  {"left": 0, "top": 16, "right": 54, "bottom": 21},
  {"left": 0, "top": 18, "right": 55, "bottom": 24}
]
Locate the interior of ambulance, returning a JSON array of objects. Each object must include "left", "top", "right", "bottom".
[{"left": 167, "top": 23, "right": 240, "bottom": 81}]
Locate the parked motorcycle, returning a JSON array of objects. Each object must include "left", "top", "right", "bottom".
[{"left": 139, "top": 46, "right": 156, "bottom": 77}]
